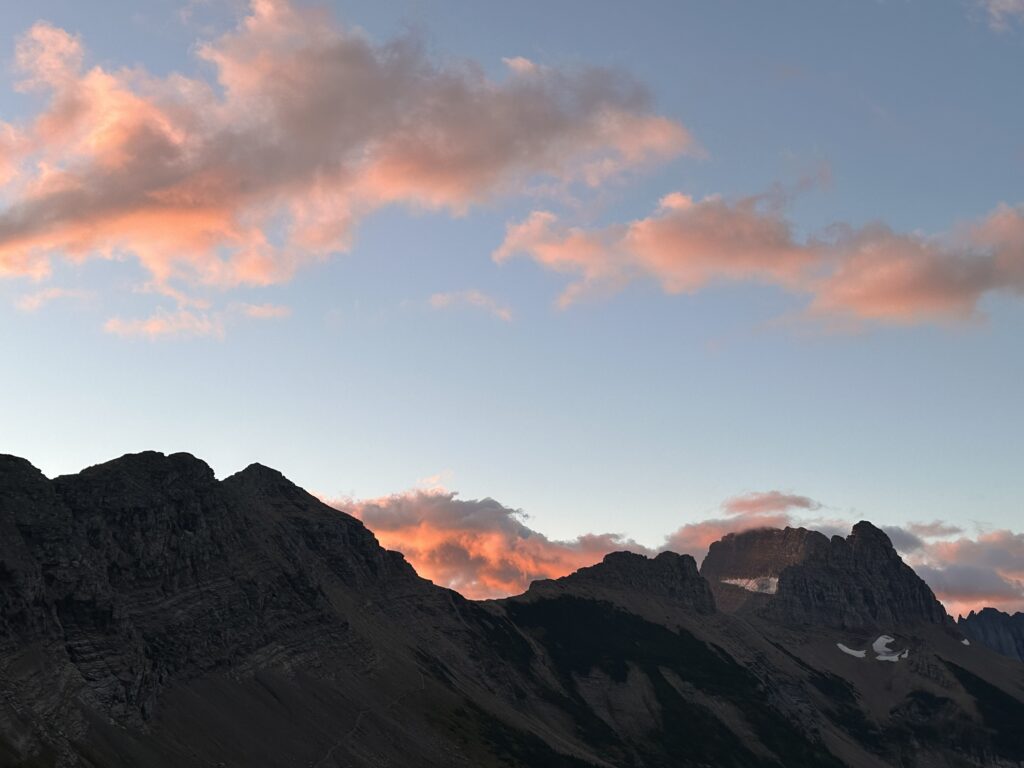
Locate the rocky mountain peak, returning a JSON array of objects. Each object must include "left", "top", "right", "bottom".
[
  {"left": 223, "top": 461, "right": 305, "bottom": 497},
  {"left": 701, "top": 523, "right": 949, "bottom": 628},
  {"left": 525, "top": 549, "right": 716, "bottom": 614}
]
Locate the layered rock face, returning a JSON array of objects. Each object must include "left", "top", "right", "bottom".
[
  {"left": 702, "top": 522, "right": 950, "bottom": 628},
  {"left": 0, "top": 452, "right": 431, "bottom": 752},
  {"left": 959, "top": 608, "right": 1024, "bottom": 661}
]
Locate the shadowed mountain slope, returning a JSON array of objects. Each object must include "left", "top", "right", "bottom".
[
  {"left": 1, "top": 452, "right": 1022, "bottom": 767},
  {"left": 959, "top": 608, "right": 1024, "bottom": 662}
]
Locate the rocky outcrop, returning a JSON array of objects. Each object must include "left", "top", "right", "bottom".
[
  {"left": 525, "top": 550, "right": 716, "bottom": 614},
  {"left": 701, "top": 527, "right": 827, "bottom": 611},
  {"left": 701, "top": 522, "right": 950, "bottom": 628},
  {"left": 959, "top": 608, "right": 1024, "bottom": 661}
]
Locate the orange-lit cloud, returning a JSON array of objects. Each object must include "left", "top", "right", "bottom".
[
  {"left": 0, "top": 0, "right": 692, "bottom": 331},
  {"left": 429, "top": 290, "right": 512, "bottom": 321},
  {"left": 340, "top": 490, "right": 651, "bottom": 599},
  {"left": 338, "top": 487, "right": 1023, "bottom": 615},
  {"left": 496, "top": 197, "right": 1024, "bottom": 325}
]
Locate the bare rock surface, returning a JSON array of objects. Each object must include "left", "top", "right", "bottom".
[{"left": 702, "top": 523, "right": 950, "bottom": 629}]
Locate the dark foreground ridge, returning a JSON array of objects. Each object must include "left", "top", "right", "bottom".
[{"left": 1, "top": 452, "right": 1022, "bottom": 767}]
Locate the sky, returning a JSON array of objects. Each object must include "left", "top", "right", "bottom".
[{"left": 0, "top": 0, "right": 1022, "bottom": 615}]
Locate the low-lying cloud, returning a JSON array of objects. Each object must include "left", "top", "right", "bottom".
[
  {"left": 343, "top": 490, "right": 651, "bottom": 598},
  {"left": 332, "top": 488, "right": 1024, "bottom": 614}
]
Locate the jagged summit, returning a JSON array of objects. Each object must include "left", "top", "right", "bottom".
[
  {"left": 523, "top": 549, "right": 716, "bottom": 614},
  {"left": 959, "top": 608, "right": 1024, "bottom": 661},
  {"left": 702, "top": 521, "right": 950, "bottom": 628}
]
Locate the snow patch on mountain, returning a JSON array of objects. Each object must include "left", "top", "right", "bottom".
[
  {"left": 720, "top": 576, "right": 779, "bottom": 594},
  {"left": 837, "top": 643, "right": 867, "bottom": 658}
]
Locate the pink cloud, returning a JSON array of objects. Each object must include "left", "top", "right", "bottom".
[
  {"left": 0, "top": 0, "right": 692, "bottom": 329},
  {"left": 978, "top": 0, "right": 1024, "bottom": 28},
  {"left": 14, "top": 286, "right": 90, "bottom": 312},
  {"left": 495, "top": 196, "right": 1024, "bottom": 325},
  {"left": 722, "top": 490, "right": 822, "bottom": 516},
  {"left": 239, "top": 302, "right": 290, "bottom": 319},
  {"left": 429, "top": 290, "right": 512, "bottom": 321},
  {"left": 103, "top": 308, "right": 224, "bottom": 339}
]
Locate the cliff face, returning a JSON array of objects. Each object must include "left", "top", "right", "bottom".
[
  {"left": 0, "top": 452, "right": 438, "bottom": 763},
  {"left": 701, "top": 522, "right": 950, "bottom": 629},
  {"left": 1, "top": 452, "right": 1022, "bottom": 768},
  {"left": 959, "top": 608, "right": 1024, "bottom": 661}
]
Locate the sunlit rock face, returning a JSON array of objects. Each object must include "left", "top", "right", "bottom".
[
  {"left": 959, "top": 608, "right": 1024, "bottom": 661},
  {"left": 702, "top": 523, "right": 950, "bottom": 629}
]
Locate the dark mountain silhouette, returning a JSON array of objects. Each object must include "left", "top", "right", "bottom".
[
  {"left": 959, "top": 608, "right": 1024, "bottom": 662},
  {"left": 2, "top": 452, "right": 1022, "bottom": 767}
]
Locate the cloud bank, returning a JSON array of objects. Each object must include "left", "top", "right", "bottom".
[
  {"left": 333, "top": 489, "right": 1024, "bottom": 614},
  {"left": 0, "top": 0, "right": 691, "bottom": 327},
  {"left": 495, "top": 195, "right": 1024, "bottom": 326}
]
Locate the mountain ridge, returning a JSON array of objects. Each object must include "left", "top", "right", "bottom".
[{"left": 2, "top": 451, "right": 1022, "bottom": 768}]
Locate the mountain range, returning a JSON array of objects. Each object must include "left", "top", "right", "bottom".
[{"left": 1, "top": 451, "right": 1022, "bottom": 767}]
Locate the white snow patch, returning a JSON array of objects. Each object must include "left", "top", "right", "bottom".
[
  {"left": 961, "top": 638, "right": 971, "bottom": 646},
  {"left": 837, "top": 643, "right": 867, "bottom": 658},
  {"left": 721, "top": 576, "right": 779, "bottom": 594},
  {"left": 872, "top": 635, "right": 909, "bottom": 662}
]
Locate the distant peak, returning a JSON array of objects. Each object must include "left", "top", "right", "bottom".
[
  {"left": 234, "top": 462, "right": 285, "bottom": 479},
  {"left": 523, "top": 549, "right": 715, "bottom": 614},
  {"left": 65, "top": 451, "right": 216, "bottom": 484},
  {"left": 850, "top": 520, "right": 891, "bottom": 542},
  {"left": 223, "top": 461, "right": 303, "bottom": 496}
]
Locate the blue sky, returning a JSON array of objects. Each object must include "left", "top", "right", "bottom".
[{"left": 1, "top": 0, "right": 1022, "bottom": 579}]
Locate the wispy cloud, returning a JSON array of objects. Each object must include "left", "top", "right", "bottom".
[
  {"left": 238, "top": 302, "right": 290, "bottom": 319},
  {"left": 102, "top": 300, "right": 290, "bottom": 339},
  {"left": 978, "top": 0, "right": 1024, "bottom": 29},
  {"left": 429, "top": 290, "right": 512, "bottom": 321},
  {"left": 14, "top": 286, "right": 90, "bottom": 312},
  {"left": 103, "top": 308, "right": 225, "bottom": 339}
]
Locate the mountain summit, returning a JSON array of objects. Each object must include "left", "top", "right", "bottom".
[
  {"left": 1, "top": 452, "right": 1022, "bottom": 767},
  {"left": 702, "top": 523, "right": 950, "bottom": 628}
]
